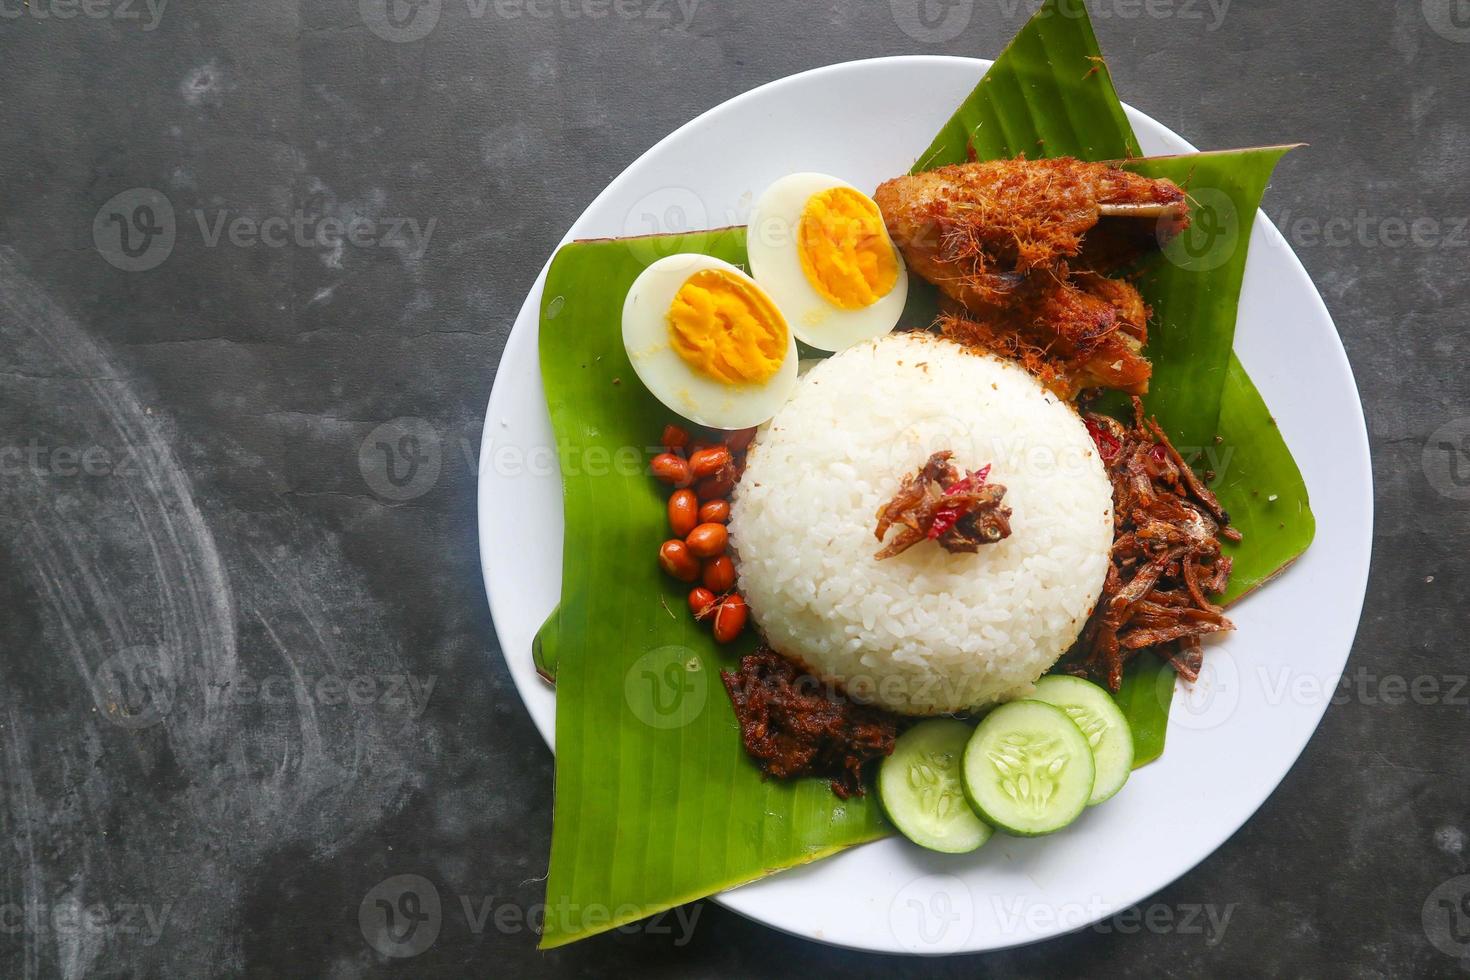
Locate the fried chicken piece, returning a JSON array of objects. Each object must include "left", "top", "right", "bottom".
[
  {"left": 876, "top": 157, "right": 1185, "bottom": 396},
  {"left": 936, "top": 310, "right": 1078, "bottom": 398},
  {"left": 874, "top": 157, "right": 1187, "bottom": 311},
  {"left": 936, "top": 271, "right": 1153, "bottom": 397},
  {"left": 1075, "top": 271, "right": 1149, "bottom": 342}
]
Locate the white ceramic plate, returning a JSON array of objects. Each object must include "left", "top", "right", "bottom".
[{"left": 477, "top": 56, "right": 1372, "bottom": 955}]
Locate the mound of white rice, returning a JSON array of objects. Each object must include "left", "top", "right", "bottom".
[{"left": 729, "top": 332, "right": 1113, "bottom": 715}]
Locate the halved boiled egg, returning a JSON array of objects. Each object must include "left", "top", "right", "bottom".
[
  {"left": 746, "top": 172, "right": 908, "bottom": 352},
  {"left": 622, "top": 254, "right": 799, "bottom": 430}
]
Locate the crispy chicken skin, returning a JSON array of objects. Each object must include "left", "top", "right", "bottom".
[
  {"left": 1075, "top": 271, "right": 1148, "bottom": 342},
  {"left": 875, "top": 157, "right": 1187, "bottom": 396},
  {"left": 874, "top": 158, "right": 1186, "bottom": 292},
  {"left": 936, "top": 272, "right": 1153, "bottom": 399}
]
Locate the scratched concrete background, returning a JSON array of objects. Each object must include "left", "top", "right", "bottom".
[{"left": 0, "top": 0, "right": 1466, "bottom": 976}]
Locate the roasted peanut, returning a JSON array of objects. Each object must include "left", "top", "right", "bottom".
[
  {"left": 661, "top": 423, "right": 690, "bottom": 454},
  {"left": 726, "top": 428, "right": 756, "bottom": 453},
  {"left": 657, "top": 539, "right": 700, "bottom": 582},
  {"left": 712, "top": 594, "right": 748, "bottom": 643},
  {"left": 685, "top": 522, "right": 728, "bottom": 558},
  {"left": 697, "top": 499, "right": 730, "bottom": 524},
  {"left": 650, "top": 452, "right": 692, "bottom": 487},
  {"left": 688, "top": 586, "right": 716, "bottom": 620},
  {"left": 688, "top": 446, "right": 732, "bottom": 478},
  {"left": 701, "top": 555, "right": 735, "bottom": 593},
  {"left": 694, "top": 467, "right": 735, "bottom": 500},
  {"left": 668, "top": 489, "right": 699, "bottom": 537}
]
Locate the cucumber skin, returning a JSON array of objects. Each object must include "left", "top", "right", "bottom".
[
  {"left": 879, "top": 719, "right": 992, "bottom": 854},
  {"left": 961, "top": 700, "right": 1095, "bottom": 838},
  {"left": 1030, "top": 675, "right": 1134, "bottom": 807}
]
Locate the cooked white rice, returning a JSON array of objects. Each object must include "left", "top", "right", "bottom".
[{"left": 729, "top": 332, "right": 1113, "bottom": 715}]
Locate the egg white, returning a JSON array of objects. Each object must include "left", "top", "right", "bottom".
[
  {"left": 746, "top": 172, "right": 909, "bottom": 353},
  {"left": 621, "top": 253, "right": 799, "bottom": 430}
]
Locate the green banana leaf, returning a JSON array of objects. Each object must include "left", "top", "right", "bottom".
[
  {"left": 1115, "top": 654, "right": 1173, "bottom": 766},
  {"left": 911, "top": 0, "right": 1313, "bottom": 764},
  {"left": 1124, "top": 149, "right": 1294, "bottom": 448},
  {"left": 915, "top": 0, "right": 1139, "bottom": 166},
  {"left": 535, "top": 229, "right": 889, "bottom": 949},
  {"left": 533, "top": 0, "right": 1315, "bottom": 944},
  {"left": 1215, "top": 352, "right": 1316, "bottom": 604}
]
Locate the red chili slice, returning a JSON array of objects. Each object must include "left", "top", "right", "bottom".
[
  {"left": 928, "top": 465, "right": 992, "bottom": 538},
  {"left": 927, "top": 506, "right": 961, "bottom": 539}
]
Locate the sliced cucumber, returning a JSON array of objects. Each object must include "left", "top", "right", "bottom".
[
  {"left": 879, "top": 719, "right": 992, "bottom": 853},
  {"left": 962, "top": 700, "right": 1095, "bottom": 836},
  {"left": 1030, "top": 674, "right": 1135, "bottom": 806}
]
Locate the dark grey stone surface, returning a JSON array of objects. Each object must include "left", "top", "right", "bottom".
[{"left": 0, "top": 0, "right": 1465, "bottom": 976}]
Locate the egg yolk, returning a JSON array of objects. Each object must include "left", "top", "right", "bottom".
[
  {"left": 797, "top": 187, "right": 899, "bottom": 310},
  {"left": 667, "top": 268, "right": 788, "bottom": 385}
]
